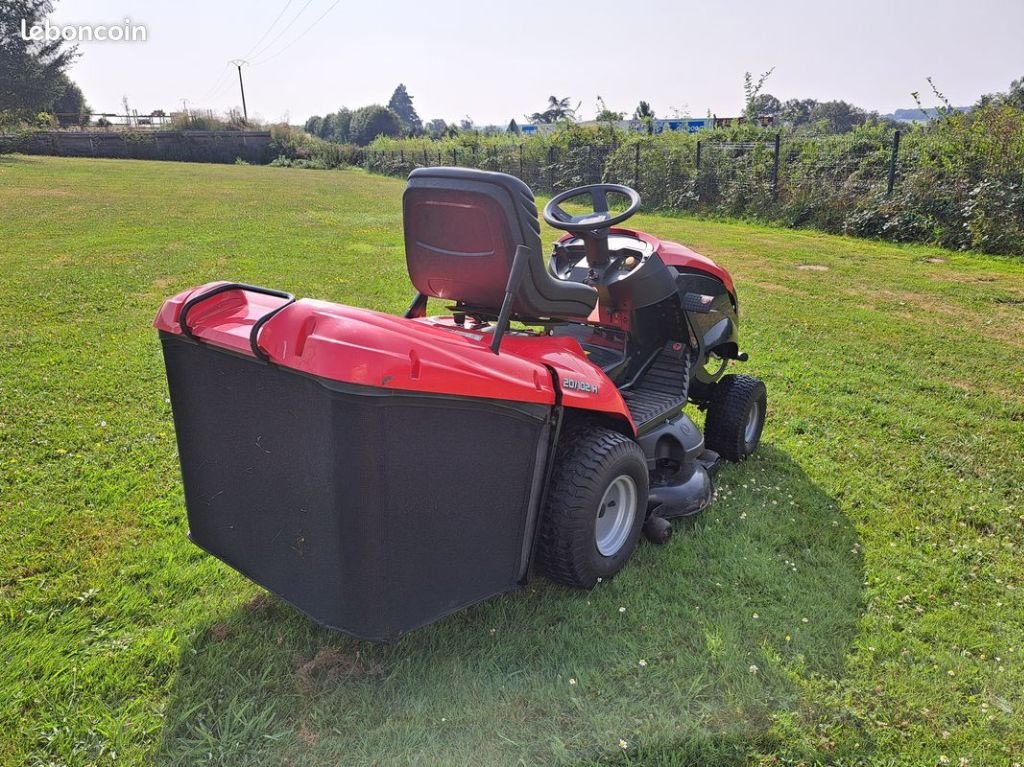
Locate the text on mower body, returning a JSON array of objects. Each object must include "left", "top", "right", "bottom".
[{"left": 562, "top": 378, "right": 599, "bottom": 394}]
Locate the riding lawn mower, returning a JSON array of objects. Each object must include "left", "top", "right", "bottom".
[{"left": 155, "top": 168, "right": 767, "bottom": 641}]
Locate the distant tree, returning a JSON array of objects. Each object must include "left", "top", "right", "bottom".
[
  {"left": 425, "top": 118, "right": 448, "bottom": 139},
  {"left": 507, "top": 118, "right": 520, "bottom": 134},
  {"left": 743, "top": 67, "right": 775, "bottom": 122},
  {"left": 750, "top": 93, "right": 781, "bottom": 118},
  {"left": 331, "top": 107, "right": 352, "bottom": 143},
  {"left": 51, "top": 74, "right": 89, "bottom": 127},
  {"left": 387, "top": 84, "right": 422, "bottom": 135},
  {"left": 1, "top": 0, "right": 78, "bottom": 119},
  {"left": 596, "top": 108, "right": 624, "bottom": 121},
  {"left": 809, "top": 100, "right": 867, "bottom": 133},
  {"left": 318, "top": 112, "right": 336, "bottom": 140},
  {"left": 633, "top": 101, "right": 655, "bottom": 120},
  {"left": 975, "top": 74, "right": 1024, "bottom": 111},
  {"left": 459, "top": 115, "right": 474, "bottom": 131},
  {"left": 1008, "top": 76, "right": 1024, "bottom": 110},
  {"left": 633, "top": 100, "right": 655, "bottom": 134},
  {"left": 780, "top": 98, "right": 818, "bottom": 127},
  {"left": 596, "top": 95, "right": 624, "bottom": 122},
  {"left": 309, "top": 108, "right": 352, "bottom": 143},
  {"left": 529, "top": 96, "right": 578, "bottom": 124},
  {"left": 349, "top": 104, "right": 401, "bottom": 145},
  {"left": 304, "top": 114, "right": 323, "bottom": 136}
]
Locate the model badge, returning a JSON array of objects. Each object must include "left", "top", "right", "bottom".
[{"left": 563, "top": 378, "right": 599, "bottom": 394}]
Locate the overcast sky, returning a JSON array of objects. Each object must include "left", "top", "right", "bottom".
[{"left": 46, "top": 0, "right": 1024, "bottom": 124}]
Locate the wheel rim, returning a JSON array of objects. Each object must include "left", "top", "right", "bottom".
[
  {"left": 744, "top": 401, "right": 762, "bottom": 446},
  {"left": 595, "top": 475, "right": 638, "bottom": 557}
]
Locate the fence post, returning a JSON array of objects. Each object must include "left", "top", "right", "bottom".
[
  {"left": 423, "top": 147, "right": 428, "bottom": 166},
  {"left": 519, "top": 144, "right": 524, "bottom": 179},
  {"left": 695, "top": 140, "right": 702, "bottom": 170},
  {"left": 771, "top": 131, "right": 781, "bottom": 201},
  {"left": 887, "top": 129, "right": 901, "bottom": 197},
  {"left": 548, "top": 146, "right": 555, "bottom": 191},
  {"left": 400, "top": 149, "right": 404, "bottom": 163},
  {"left": 452, "top": 147, "right": 457, "bottom": 165},
  {"left": 634, "top": 143, "right": 641, "bottom": 188}
]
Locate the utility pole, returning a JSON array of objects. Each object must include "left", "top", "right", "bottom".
[{"left": 229, "top": 59, "right": 248, "bottom": 123}]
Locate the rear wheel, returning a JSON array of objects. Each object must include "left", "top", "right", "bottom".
[
  {"left": 704, "top": 375, "right": 767, "bottom": 462},
  {"left": 536, "top": 426, "right": 649, "bottom": 588}
]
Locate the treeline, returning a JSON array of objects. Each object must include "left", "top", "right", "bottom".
[
  {"left": 301, "top": 84, "right": 464, "bottom": 145},
  {"left": 271, "top": 88, "right": 1024, "bottom": 256}
]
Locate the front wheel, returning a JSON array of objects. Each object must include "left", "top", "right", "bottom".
[
  {"left": 704, "top": 375, "right": 767, "bottom": 462},
  {"left": 536, "top": 426, "right": 649, "bottom": 588}
]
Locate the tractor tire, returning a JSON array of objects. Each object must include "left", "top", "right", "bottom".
[
  {"left": 704, "top": 374, "right": 767, "bottom": 462},
  {"left": 536, "top": 426, "right": 649, "bottom": 588}
]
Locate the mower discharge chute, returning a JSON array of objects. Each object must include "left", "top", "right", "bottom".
[{"left": 155, "top": 168, "right": 766, "bottom": 641}]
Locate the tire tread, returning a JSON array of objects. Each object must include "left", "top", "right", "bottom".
[{"left": 536, "top": 425, "right": 647, "bottom": 588}]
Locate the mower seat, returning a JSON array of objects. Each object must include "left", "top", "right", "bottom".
[{"left": 403, "top": 167, "right": 598, "bottom": 320}]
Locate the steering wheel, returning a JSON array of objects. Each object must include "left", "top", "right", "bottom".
[
  {"left": 543, "top": 184, "right": 641, "bottom": 233},
  {"left": 543, "top": 184, "right": 641, "bottom": 267}
]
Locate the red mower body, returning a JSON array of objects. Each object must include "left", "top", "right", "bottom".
[
  {"left": 155, "top": 168, "right": 755, "bottom": 641},
  {"left": 155, "top": 284, "right": 636, "bottom": 431}
]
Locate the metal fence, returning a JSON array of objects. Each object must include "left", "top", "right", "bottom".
[{"left": 361, "top": 132, "right": 909, "bottom": 210}]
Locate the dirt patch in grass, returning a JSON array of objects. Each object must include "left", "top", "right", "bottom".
[
  {"left": 927, "top": 271, "right": 999, "bottom": 284},
  {"left": 752, "top": 282, "right": 800, "bottom": 295},
  {"left": 796, "top": 264, "right": 829, "bottom": 271},
  {"left": 874, "top": 288, "right": 960, "bottom": 316},
  {"left": 243, "top": 592, "right": 273, "bottom": 613},
  {"left": 19, "top": 188, "right": 73, "bottom": 198},
  {"left": 208, "top": 623, "right": 232, "bottom": 642},
  {"left": 943, "top": 377, "right": 1024, "bottom": 403},
  {"left": 295, "top": 648, "right": 384, "bottom": 694}
]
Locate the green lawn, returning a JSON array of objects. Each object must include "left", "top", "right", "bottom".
[{"left": 1, "top": 155, "right": 1022, "bottom": 767}]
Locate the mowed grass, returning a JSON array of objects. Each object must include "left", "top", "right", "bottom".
[{"left": 0, "top": 155, "right": 1022, "bottom": 767}]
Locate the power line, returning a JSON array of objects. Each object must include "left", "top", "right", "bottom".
[
  {"left": 250, "top": 0, "right": 343, "bottom": 67},
  {"left": 196, "top": 63, "right": 232, "bottom": 104},
  {"left": 189, "top": 1, "right": 294, "bottom": 108},
  {"left": 241, "top": 0, "right": 295, "bottom": 60},
  {"left": 246, "top": 0, "right": 316, "bottom": 62}
]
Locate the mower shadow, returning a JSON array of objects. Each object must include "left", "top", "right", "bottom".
[{"left": 155, "top": 444, "right": 864, "bottom": 766}]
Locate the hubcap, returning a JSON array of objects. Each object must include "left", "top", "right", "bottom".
[
  {"left": 744, "top": 401, "right": 762, "bottom": 446},
  {"left": 595, "top": 475, "right": 638, "bottom": 557}
]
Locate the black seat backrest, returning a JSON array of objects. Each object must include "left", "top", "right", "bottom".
[{"left": 403, "top": 168, "right": 597, "bottom": 319}]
